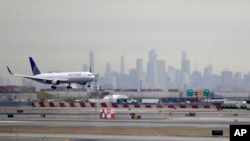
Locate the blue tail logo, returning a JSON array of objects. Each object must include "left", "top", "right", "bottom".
[{"left": 29, "top": 57, "right": 41, "bottom": 75}]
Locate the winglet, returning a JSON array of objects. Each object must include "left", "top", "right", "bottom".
[{"left": 7, "top": 66, "right": 14, "bottom": 75}]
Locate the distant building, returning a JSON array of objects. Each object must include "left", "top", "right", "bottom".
[
  {"left": 136, "top": 58, "right": 144, "bottom": 91},
  {"left": 146, "top": 49, "right": 158, "bottom": 88},
  {"left": 180, "top": 51, "right": 190, "bottom": 89},
  {"left": 204, "top": 64, "right": 212, "bottom": 77},
  {"left": 104, "top": 63, "right": 113, "bottom": 86},
  {"left": 89, "top": 51, "right": 94, "bottom": 72},
  {"left": 157, "top": 60, "right": 166, "bottom": 90},
  {"left": 181, "top": 51, "right": 190, "bottom": 74},
  {"left": 167, "top": 66, "right": 178, "bottom": 89},
  {"left": 191, "top": 70, "right": 202, "bottom": 90},
  {"left": 120, "top": 56, "right": 125, "bottom": 75},
  {"left": 203, "top": 64, "right": 213, "bottom": 89},
  {"left": 221, "top": 70, "right": 233, "bottom": 91},
  {"left": 128, "top": 69, "right": 137, "bottom": 89}
]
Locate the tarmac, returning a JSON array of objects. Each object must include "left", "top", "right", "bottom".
[{"left": 1, "top": 107, "right": 249, "bottom": 140}]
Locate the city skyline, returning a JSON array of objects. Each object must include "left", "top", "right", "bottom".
[
  {"left": 2, "top": 49, "right": 250, "bottom": 89},
  {"left": 1, "top": 1, "right": 250, "bottom": 85}
]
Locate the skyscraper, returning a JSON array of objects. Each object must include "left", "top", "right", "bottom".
[
  {"left": 191, "top": 70, "right": 202, "bottom": 89},
  {"left": 181, "top": 51, "right": 190, "bottom": 89},
  {"left": 204, "top": 64, "right": 212, "bottom": 78},
  {"left": 89, "top": 51, "right": 94, "bottom": 73},
  {"left": 128, "top": 69, "right": 137, "bottom": 89},
  {"left": 120, "top": 56, "right": 124, "bottom": 75},
  {"left": 104, "top": 63, "right": 113, "bottom": 86},
  {"left": 146, "top": 49, "right": 158, "bottom": 88},
  {"left": 181, "top": 51, "right": 190, "bottom": 74},
  {"left": 221, "top": 70, "right": 233, "bottom": 91},
  {"left": 203, "top": 64, "right": 213, "bottom": 89},
  {"left": 157, "top": 60, "right": 166, "bottom": 90},
  {"left": 167, "top": 66, "right": 177, "bottom": 89},
  {"left": 136, "top": 58, "right": 143, "bottom": 91}
]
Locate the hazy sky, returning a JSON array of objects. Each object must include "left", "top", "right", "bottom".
[{"left": 1, "top": 0, "right": 250, "bottom": 84}]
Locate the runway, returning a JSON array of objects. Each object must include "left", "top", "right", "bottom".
[
  {"left": 0, "top": 133, "right": 228, "bottom": 141},
  {"left": 1, "top": 108, "right": 249, "bottom": 128},
  {"left": 0, "top": 117, "right": 246, "bottom": 128},
  {"left": 1, "top": 108, "right": 249, "bottom": 140},
  {"left": 1, "top": 108, "right": 249, "bottom": 118}
]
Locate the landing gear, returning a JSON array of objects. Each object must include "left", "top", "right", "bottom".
[
  {"left": 51, "top": 85, "right": 57, "bottom": 89},
  {"left": 67, "top": 83, "right": 72, "bottom": 89},
  {"left": 67, "top": 85, "right": 72, "bottom": 89}
]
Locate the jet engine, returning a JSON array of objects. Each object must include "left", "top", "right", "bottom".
[{"left": 52, "top": 79, "right": 60, "bottom": 85}]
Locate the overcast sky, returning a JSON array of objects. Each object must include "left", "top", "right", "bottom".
[{"left": 1, "top": 0, "right": 250, "bottom": 84}]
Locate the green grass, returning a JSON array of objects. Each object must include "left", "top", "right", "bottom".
[{"left": 38, "top": 91, "right": 57, "bottom": 99}]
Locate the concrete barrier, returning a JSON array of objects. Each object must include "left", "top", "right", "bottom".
[
  {"left": 100, "top": 103, "right": 107, "bottom": 108},
  {"left": 79, "top": 102, "right": 86, "bottom": 107},
  {"left": 49, "top": 102, "right": 55, "bottom": 107},
  {"left": 111, "top": 103, "right": 118, "bottom": 108},
  {"left": 145, "top": 104, "right": 151, "bottom": 108},
  {"left": 157, "top": 104, "right": 163, "bottom": 108},
  {"left": 134, "top": 104, "right": 140, "bottom": 108},
  {"left": 31, "top": 101, "right": 220, "bottom": 110},
  {"left": 123, "top": 104, "right": 129, "bottom": 108},
  {"left": 90, "top": 103, "right": 96, "bottom": 108},
  {"left": 39, "top": 102, "right": 45, "bottom": 107},
  {"left": 180, "top": 105, "right": 187, "bottom": 108},
  {"left": 59, "top": 102, "right": 65, "bottom": 107},
  {"left": 204, "top": 105, "right": 210, "bottom": 109},
  {"left": 168, "top": 104, "right": 175, "bottom": 109},
  {"left": 192, "top": 105, "right": 198, "bottom": 108},
  {"left": 69, "top": 101, "right": 75, "bottom": 107}
]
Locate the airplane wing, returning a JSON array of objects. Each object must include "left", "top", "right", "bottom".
[
  {"left": 7, "top": 66, "right": 69, "bottom": 84},
  {"left": 7, "top": 66, "right": 29, "bottom": 78}
]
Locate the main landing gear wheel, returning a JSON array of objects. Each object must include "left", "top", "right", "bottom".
[{"left": 67, "top": 85, "right": 72, "bottom": 89}]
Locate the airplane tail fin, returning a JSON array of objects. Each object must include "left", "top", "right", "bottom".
[{"left": 29, "top": 57, "right": 41, "bottom": 75}]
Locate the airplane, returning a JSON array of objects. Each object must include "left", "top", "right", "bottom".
[{"left": 7, "top": 57, "right": 95, "bottom": 89}]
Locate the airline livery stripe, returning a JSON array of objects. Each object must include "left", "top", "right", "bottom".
[{"left": 33, "top": 66, "right": 41, "bottom": 75}]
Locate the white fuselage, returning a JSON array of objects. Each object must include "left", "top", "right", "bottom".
[{"left": 34, "top": 72, "right": 95, "bottom": 85}]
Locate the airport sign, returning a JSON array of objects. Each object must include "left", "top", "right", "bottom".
[
  {"left": 203, "top": 89, "right": 209, "bottom": 97},
  {"left": 198, "top": 90, "right": 203, "bottom": 97},
  {"left": 186, "top": 89, "right": 193, "bottom": 97}
]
